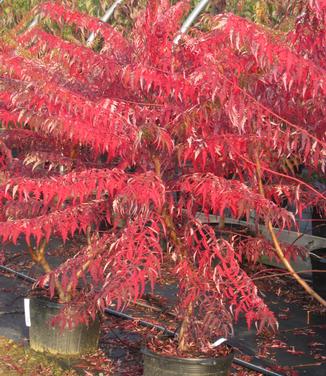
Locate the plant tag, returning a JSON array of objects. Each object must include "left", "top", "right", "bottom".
[
  {"left": 211, "top": 337, "right": 227, "bottom": 348},
  {"left": 24, "top": 298, "right": 31, "bottom": 327}
]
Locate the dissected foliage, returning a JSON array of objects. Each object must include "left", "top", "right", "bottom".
[{"left": 0, "top": 0, "right": 325, "bottom": 353}]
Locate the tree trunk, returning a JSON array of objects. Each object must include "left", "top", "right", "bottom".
[{"left": 177, "top": 300, "right": 193, "bottom": 353}]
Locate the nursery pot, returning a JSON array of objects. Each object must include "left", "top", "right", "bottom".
[
  {"left": 310, "top": 248, "right": 326, "bottom": 299},
  {"left": 28, "top": 296, "right": 100, "bottom": 356},
  {"left": 142, "top": 347, "right": 234, "bottom": 376}
]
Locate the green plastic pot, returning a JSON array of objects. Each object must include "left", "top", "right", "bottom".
[
  {"left": 29, "top": 296, "right": 100, "bottom": 356},
  {"left": 142, "top": 347, "right": 234, "bottom": 376}
]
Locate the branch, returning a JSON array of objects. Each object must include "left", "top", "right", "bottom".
[
  {"left": 0, "top": 200, "right": 108, "bottom": 245},
  {"left": 28, "top": 239, "right": 66, "bottom": 301},
  {"left": 255, "top": 156, "right": 326, "bottom": 307},
  {"left": 2, "top": 168, "right": 126, "bottom": 206},
  {"left": 238, "top": 152, "right": 326, "bottom": 201},
  {"left": 179, "top": 173, "right": 295, "bottom": 229}
]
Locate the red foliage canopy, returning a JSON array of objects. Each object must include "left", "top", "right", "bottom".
[{"left": 0, "top": 0, "right": 325, "bottom": 350}]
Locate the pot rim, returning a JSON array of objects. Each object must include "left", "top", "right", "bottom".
[
  {"left": 27, "top": 294, "right": 79, "bottom": 309},
  {"left": 141, "top": 346, "right": 234, "bottom": 364}
]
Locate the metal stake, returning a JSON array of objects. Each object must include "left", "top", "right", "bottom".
[
  {"left": 174, "top": 0, "right": 211, "bottom": 45},
  {"left": 86, "top": 0, "right": 124, "bottom": 46}
]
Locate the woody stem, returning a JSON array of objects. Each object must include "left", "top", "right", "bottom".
[
  {"left": 153, "top": 155, "right": 194, "bottom": 352},
  {"left": 28, "top": 239, "right": 67, "bottom": 302}
]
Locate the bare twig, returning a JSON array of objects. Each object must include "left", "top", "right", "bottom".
[{"left": 252, "top": 269, "right": 326, "bottom": 282}]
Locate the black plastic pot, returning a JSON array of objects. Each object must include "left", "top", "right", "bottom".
[
  {"left": 310, "top": 248, "right": 326, "bottom": 299},
  {"left": 29, "top": 296, "right": 100, "bottom": 356},
  {"left": 142, "top": 347, "right": 234, "bottom": 376}
]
